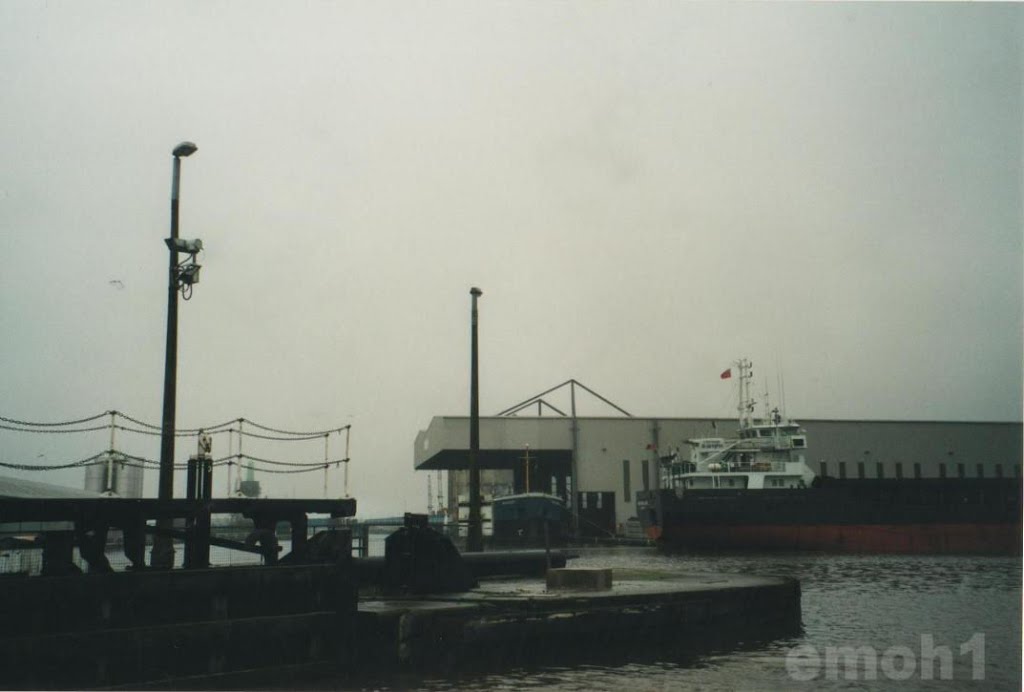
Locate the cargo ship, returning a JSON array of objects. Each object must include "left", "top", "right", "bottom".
[{"left": 636, "top": 360, "right": 1022, "bottom": 554}]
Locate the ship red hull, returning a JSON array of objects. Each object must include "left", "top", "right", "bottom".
[{"left": 659, "top": 522, "right": 1022, "bottom": 554}]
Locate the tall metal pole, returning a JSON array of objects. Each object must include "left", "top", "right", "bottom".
[
  {"left": 570, "top": 379, "right": 579, "bottom": 537},
  {"left": 467, "top": 287, "right": 483, "bottom": 552},
  {"left": 152, "top": 141, "right": 197, "bottom": 569}
]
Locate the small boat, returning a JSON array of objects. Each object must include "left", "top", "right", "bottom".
[{"left": 491, "top": 492, "right": 570, "bottom": 547}]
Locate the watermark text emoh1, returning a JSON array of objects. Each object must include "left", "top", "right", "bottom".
[{"left": 786, "top": 633, "right": 985, "bottom": 682}]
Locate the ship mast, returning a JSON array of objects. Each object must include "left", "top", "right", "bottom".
[
  {"left": 735, "top": 358, "right": 755, "bottom": 428},
  {"left": 735, "top": 360, "right": 744, "bottom": 426}
]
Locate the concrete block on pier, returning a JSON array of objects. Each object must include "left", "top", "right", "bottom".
[{"left": 545, "top": 567, "right": 612, "bottom": 591}]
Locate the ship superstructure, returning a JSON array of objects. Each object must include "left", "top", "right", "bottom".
[{"left": 660, "top": 359, "right": 815, "bottom": 493}]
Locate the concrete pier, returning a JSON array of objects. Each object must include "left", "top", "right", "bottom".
[
  {"left": 0, "top": 497, "right": 802, "bottom": 689},
  {"left": 0, "top": 560, "right": 800, "bottom": 687},
  {"left": 354, "top": 570, "right": 801, "bottom": 671}
]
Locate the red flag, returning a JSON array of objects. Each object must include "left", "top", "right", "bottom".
[{"left": 720, "top": 368, "right": 732, "bottom": 379}]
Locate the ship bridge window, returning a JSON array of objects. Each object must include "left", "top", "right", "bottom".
[{"left": 793, "top": 438, "right": 806, "bottom": 448}]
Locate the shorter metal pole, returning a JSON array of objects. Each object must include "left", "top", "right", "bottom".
[
  {"left": 226, "top": 429, "right": 233, "bottom": 496},
  {"left": 323, "top": 433, "right": 329, "bottom": 498},
  {"left": 344, "top": 426, "right": 351, "bottom": 497}
]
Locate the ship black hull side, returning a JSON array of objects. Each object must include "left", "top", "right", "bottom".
[{"left": 636, "top": 478, "right": 1022, "bottom": 554}]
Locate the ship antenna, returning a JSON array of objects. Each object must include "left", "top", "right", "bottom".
[
  {"left": 780, "top": 369, "right": 787, "bottom": 420},
  {"left": 774, "top": 353, "right": 787, "bottom": 421}
]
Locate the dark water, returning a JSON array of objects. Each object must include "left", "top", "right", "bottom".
[{"left": 337, "top": 547, "right": 1021, "bottom": 691}]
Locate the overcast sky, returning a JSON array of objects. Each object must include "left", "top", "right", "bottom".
[{"left": 1, "top": 2, "right": 1020, "bottom": 516}]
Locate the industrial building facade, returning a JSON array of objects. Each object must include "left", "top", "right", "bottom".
[{"left": 414, "top": 416, "right": 1023, "bottom": 537}]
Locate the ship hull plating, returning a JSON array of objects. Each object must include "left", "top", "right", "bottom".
[{"left": 638, "top": 478, "right": 1023, "bottom": 555}]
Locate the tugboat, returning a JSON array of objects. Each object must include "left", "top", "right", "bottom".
[{"left": 637, "top": 359, "right": 1022, "bottom": 554}]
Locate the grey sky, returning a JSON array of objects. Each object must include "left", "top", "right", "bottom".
[{"left": 1, "top": 3, "right": 1021, "bottom": 516}]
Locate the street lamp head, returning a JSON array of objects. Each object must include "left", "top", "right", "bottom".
[
  {"left": 173, "top": 141, "right": 198, "bottom": 158},
  {"left": 470, "top": 287, "right": 483, "bottom": 297}
]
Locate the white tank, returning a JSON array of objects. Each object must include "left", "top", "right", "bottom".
[
  {"left": 84, "top": 462, "right": 107, "bottom": 494},
  {"left": 83, "top": 454, "right": 144, "bottom": 497}
]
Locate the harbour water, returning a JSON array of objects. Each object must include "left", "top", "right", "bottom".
[{"left": 330, "top": 547, "right": 1021, "bottom": 691}]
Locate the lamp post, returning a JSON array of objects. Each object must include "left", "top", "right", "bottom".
[
  {"left": 467, "top": 287, "right": 483, "bottom": 552},
  {"left": 151, "top": 141, "right": 198, "bottom": 569}
]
